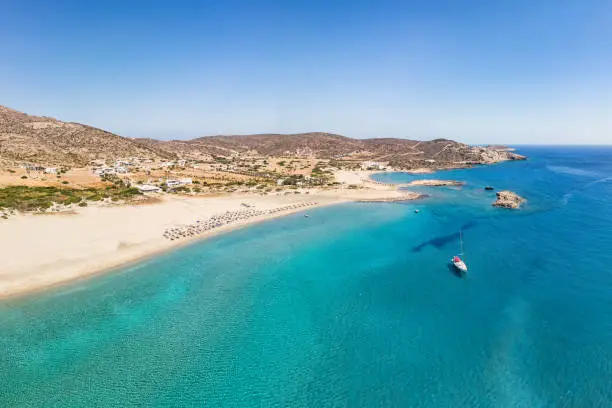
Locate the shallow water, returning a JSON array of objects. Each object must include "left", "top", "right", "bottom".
[{"left": 1, "top": 146, "right": 612, "bottom": 407}]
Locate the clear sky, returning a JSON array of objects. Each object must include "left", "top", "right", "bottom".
[{"left": 1, "top": 0, "right": 611, "bottom": 144}]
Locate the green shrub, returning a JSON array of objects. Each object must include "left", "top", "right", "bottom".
[{"left": 0, "top": 185, "right": 141, "bottom": 212}]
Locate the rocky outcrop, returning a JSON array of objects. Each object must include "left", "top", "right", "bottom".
[
  {"left": 493, "top": 190, "right": 525, "bottom": 209},
  {"left": 472, "top": 147, "right": 526, "bottom": 164}
]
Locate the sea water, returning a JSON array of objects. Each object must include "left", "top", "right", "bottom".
[{"left": 1, "top": 146, "right": 612, "bottom": 407}]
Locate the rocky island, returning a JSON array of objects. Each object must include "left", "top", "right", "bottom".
[{"left": 493, "top": 190, "right": 525, "bottom": 209}]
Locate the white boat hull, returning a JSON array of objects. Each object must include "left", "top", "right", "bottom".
[{"left": 452, "top": 260, "right": 468, "bottom": 273}]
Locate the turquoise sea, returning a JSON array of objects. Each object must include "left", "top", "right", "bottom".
[{"left": 2, "top": 146, "right": 612, "bottom": 407}]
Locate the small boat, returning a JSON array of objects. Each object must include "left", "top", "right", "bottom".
[
  {"left": 452, "top": 255, "right": 468, "bottom": 273},
  {"left": 451, "top": 230, "right": 468, "bottom": 273},
  {"left": 484, "top": 186, "right": 494, "bottom": 191},
  {"left": 414, "top": 209, "right": 420, "bottom": 213},
  {"left": 304, "top": 214, "right": 309, "bottom": 218}
]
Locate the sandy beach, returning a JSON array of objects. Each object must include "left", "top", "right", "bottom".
[{"left": 0, "top": 183, "right": 416, "bottom": 298}]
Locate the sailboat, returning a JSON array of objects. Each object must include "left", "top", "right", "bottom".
[{"left": 451, "top": 230, "right": 468, "bottom": 274}]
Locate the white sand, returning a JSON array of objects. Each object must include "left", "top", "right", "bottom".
[{"left": 0, "top": 187, "right": 416, "bottom": 298}]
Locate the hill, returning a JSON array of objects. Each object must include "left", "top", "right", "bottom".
[
  {"left": 0, "top": 106, "right": 171, "bottom": 166},
  {"left": 0, "top": 105, "right": 525, "bottom": 169},
  {"left": 143, "top": 133, "right": 525, "bottom": 169}
]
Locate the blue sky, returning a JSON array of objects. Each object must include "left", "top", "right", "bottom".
[{"left": 1, "top": 0, "right": 610, "bottom": 144}]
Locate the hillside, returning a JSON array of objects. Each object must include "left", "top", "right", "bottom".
[
  {"left": 0, "top": 105, "right": 525, "bottom": 168},
  {"left": 0, "top": 106, "right": 170, "bottom": 166},
  {"left": 144, "top": 133, "right": 525, "bottom": 169}
]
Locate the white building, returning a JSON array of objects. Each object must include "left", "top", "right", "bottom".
[
  {"left": 94, "top": 167, "right": 115, "bottom": 176},
  {"left": 44, "top": 167, "right": 58, "bottom": 174},
  {"left": 24, "top": 164, "right": 44, "bottom": 171},
  {"left": 114, "top": 166, "right": 128, "bottom": 174},
  {"left": 361, "top": 161, "right": 387, "bottom": 170},
  {"left": 177, "top": 159, "right": 187, "bottom": 167},
  {"left": 166, "top": 178, "right": 192, "bottom": 187},
  {"left": 161, "top": 161, "right": 175, "bottom": 168},
  {"left": 137, "top": 184, "right": 162, "bottom": 193}
]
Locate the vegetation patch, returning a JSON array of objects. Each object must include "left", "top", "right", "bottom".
[{"left": 0, "top": 185, "right": 141, "bottom": 212}]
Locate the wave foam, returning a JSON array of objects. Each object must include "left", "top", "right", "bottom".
[{"left": 546, "top": 165, "right": 600, "bottom": 178}]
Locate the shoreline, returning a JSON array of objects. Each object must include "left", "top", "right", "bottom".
[
  {"left": 2, "top": 199, "right": 344, "bottom": 301},
  {"left": 0, "top": 186, "right": 417, "bottom": 299},
  {"left": 0, "top": 156, "right": 526, "bottom": 300}
]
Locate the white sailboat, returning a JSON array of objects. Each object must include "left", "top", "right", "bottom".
[{"left": 451, "top": 230, "right": 468, "bottom": 273}]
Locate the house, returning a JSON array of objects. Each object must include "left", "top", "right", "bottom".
[
  {"left": 425, "top": 159, "right": 436, "bottom": 163},
  {"left": 24, "top": 164, "right": 45, "bottom": 171},
  {"left": 94, "top": 167, "right": 115, "bottom": 176},
  {"left": 44, "top": 167, "right": 58, "bottom": 174},
  {"left": 161, "top": 161, "right": 175, "bottom": 168},
  {"left": 177, "top": 159, "right": 187, "bottom": 167},
  {"left": 166, "top": 178, "right": 192, "bottom": 188},
  {"left": 114, "top": 166, "right": 128, "bottom": 174},
  {"left": 360, "top": 161, "right": 387, "bottom": 170},
  {"left": 115, "top": 160, "right": 133, "bottom": 167},
  {"left": 136, "top": 184, "right": 162, "bottom": 193}
]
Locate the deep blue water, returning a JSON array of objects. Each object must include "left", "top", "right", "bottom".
[{"left": 1, "top": 146, "right": 612, "bottom": 407}]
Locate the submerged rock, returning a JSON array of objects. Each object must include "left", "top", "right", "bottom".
[
  {"left": 484, "top": 186, "right": 494, "bottom": 191},
  {"left": 493, "top": 190, "right": 525, "bottom": 209},
  {"left": 407, "top": 179, "right": 464, "bottom": 187}
]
